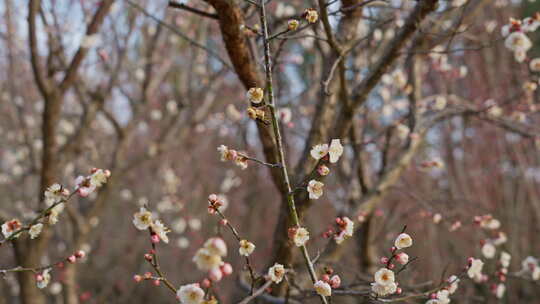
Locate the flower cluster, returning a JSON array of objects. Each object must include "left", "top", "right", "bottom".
[
  {"left": 74, "top": 168, "right": 111, "bottom": 197},
  {"left": 133, "top": 207, "right": 170, "bottom": 243},
  {"left": 501, "top": 15, "right": 540, "bottom": 62},
  {"left": 307, "top": 139, "right": 344, "bottom": 199},
  {"left": 193, "top": 237, "right": 233, "bottom": 282},
  {"left": 35, "top": 250, "right": 86, "bottom": 289},
  {"left": 314, "top": 268, "right": 341, "bottom": 297},
  {"left": 371, "top": 233, "right": 413, "bottom": 297},
  {"left": 323, "top": 217, "right": 354, "bottom": 244},
  {"left": 217, "top": 145, "right": 248, "bottom": 170}
]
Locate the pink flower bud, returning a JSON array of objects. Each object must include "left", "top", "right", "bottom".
[
  {"left": 208, "top": 194, "right": 218, "bottom": 202},
  {"left": 209, "top": 268, "right": 223, "bottom": 282},
  {"left": 317, "top": 165, "right": 330, "bottom": 176},
  {"left": 133, "top": 275, "right": 143, "bottom": 283},
  {"left": 391, "top": 246, "right": 397, "bottom": 253},
  {"left": 151, "top": 234, "right": 160, "bottom": 244},
  {"left": 388, "top": 263, "right": 395, "bottom": 270},
  {"left": 221, "top": 263, "right": 233, "bottom": 276},
  {"left": 153, "top": 279, "right": 161, "bottom": 286},
  {"left": 36, "top": 274, "right": 44, "bottom": 282},
  {"left": 201, "top": 278, "right": 211, "bottom": 288},
  {"left": 144, "top": 272, "right": 152, "bottom": 279},
  {"left": 321, "top": 274, "right": 330, "bottom": 282},
  {"left": 396, "top": 287, "right": 402, "bottom": 294},
  {"left": 467, "top": 257, "right": 474, "bottom": 266},
  {"left": 380, "top": 257, "right": 389, "bottom": 264},
  {"left": 329, "top": 275, "right": 341, "bottom": 288},
  {"left": 67, "top": 255, "right": 77, "bottom": 264},
  {"left": 430, "top": 293, "right": 437, "bottom": 299},
  {"left": 75, "top": 250, "right": 86, "bottom": 259},
  {"left": 219, "top": 219, "right": 228, "bottom": 226},
  {"left": 395, "top": 252, "right": 409, "bottom": 265},
  {"left": 144, "top": 254, "right": 153, "bottom": 261}
]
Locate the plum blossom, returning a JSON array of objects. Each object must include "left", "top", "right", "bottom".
[
  {"left": 193, "top": 248, "right": 222, "bottom": 271},
  {"left": 29, "top": 223, "right": 43, "bottom": 239},
  {"left": 467, "top": 258, "right": 484, "bottom": 279},
  {"left": 394, "top": 233, "right": 413, "bottom": 249},
  {"left": 310, "top": 144, "right": 329, "bottom": 160},
  {"left": 447, "top": 275, "right": 460, "bottom": 294},
  {"left": 239, "top": 240, "right": 255, "bottom": 256},
  {"left": 246, "top": 88, "right": 264, "bottom": 104},
  {"left": 177, "top": 283, "right": 205, "bottom": 304},
  {"left": 328, "top": 139, "right": 344, "bottom": 163},
  {"left": 500, "top": 251, "right": 511, "bottom": 268},
  {"left": 133, "top": 207, "right": 153, "bottom": 230},
  {"left": 203, "top": 237, "right": 227, "bottom": 257},
  {"left": 334, "top": 217, "right": 354, "bottom": 244},
  {"left": 371, "top": 281, "right": 397, "bottom": 296},
  {"left": 495, "top": 284, "right": 506, "bottom": 299},
  {"left": 481, "top": 242, "right": 496, "bottom": 259},
  {"left": 395, "top": 252, "right": 409, "bottom": 265},
  {"left": 314, "top": 280, "right": 331, "bottom": 296},
  {"left": 268, "top": 263, "right": 285, "bottom": 284},
  {"left": 530, "top": 58, "right": 540, "bottom": 72},
  {"left": 1, "top": 219, "right": 21, "bottom": 239},
  {"left": 152, "top": 220, "right": 170, "bottom": 243},
  {"left": 289, "top": 227, "right": 310, "bottom": 247},
  {"left": 44, "top": 183, "right": 69, "bottom": 207},
  {"left": 374, "top": 268, "right": 395, "bottom": 286},
  {"left": 307, "top": 180, "right": 324, "bottom": 199},
  {"left": 36, "top": 269, "right": 51, "bottom": 289}
]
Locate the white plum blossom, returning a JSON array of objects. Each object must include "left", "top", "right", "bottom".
[
  {"left": 435, "top": 289, "right": 451, "bottom": 304},
  {"left": 328, "top": 139, "right": 344, "bottom": 163},
  {"left": 374, "top": 268, "right": 395, "bottom": 286},
  {"left": 447, "top": 275, "right": 460, "bottom": 294},
  {"left": 268, "top": 263, "right": 285, "bottom": 284},
  {"left": 394, "top": 233, "right": 413, "bottom": 249},
  {"left": 203, "top": 237, "right": 227, "bottom": 257},
  {"left": 335, "top": 217, "right": 354, "bottom": 244},
  {"left": 133, "top": 207, "right": 153, "bottom": 230},
  {"left": 310, "top": 144, "right": 329, "bottom": 160},
  {"left": 36, "top": 269, "right": 51, "bottom": 289},
  {"left": 239, "top": 240, "right": 255, "bottom": 256},
  {"left": 314, "top": 280, "right": 332, "bottom": 297},
  {"left": 371, "top": 282, "right": 397, "bottom": 296},
  {"left": 177, "top": 283, "right": 205, "bottom": 304},
  {"left": 500, "top": 251, "right": 511, "bottom": 268},
  {"left": 1, "top": 219, "right": 22, "bottom": 239},
  {"left": 44, "top": 183, "right": 69, "bottom": 207},
  {"left": 29, "top": 223, "right": 43, "bottom": 239},
  {"left": 495, "top": 284, "right": 506, "bottom": 299},
  {"left": 467, "top": 258, "right": 484, "bottom": 279},
  {"left": 247, "top": 88, "right": 264, "bottom": 104},
  {"left": 504, "top": 32, "right": 532, "bottom": 52},
  {"left": 48, "top": 203, "right": 65, "bottom": 225},
  {"left": 290, "top": 227, "right": 310, "bottom": 247},
  {"left": 193, "top": 248, "right": 222, "bottom": 271},
  {"left": 307, "top": 180, "right": 324, "bottom": 199},
  {"left": 152, "top": 220, "right": 170, "bottom": 243},
  {"left": 530, "top": 58, "right": 540, "bottom": 71},
  {"left": 481, "top": 242, "right": 496, "bottom": 259}
]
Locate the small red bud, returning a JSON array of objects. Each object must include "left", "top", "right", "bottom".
[
  {"left": 67, "top": 255, "right": 77, "bottom": 264},
  {"left": 153, "top": 279, "right": 161, "bottom": 286}
]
